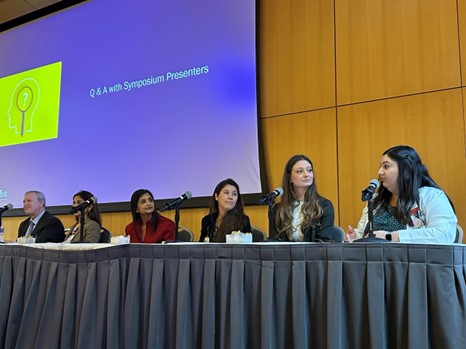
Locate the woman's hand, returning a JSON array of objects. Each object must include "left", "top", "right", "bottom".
[{"left": 345, "top": 225, "right": 357, "bottom": 242}]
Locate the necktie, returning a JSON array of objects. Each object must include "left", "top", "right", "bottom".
[{"left": 25, "top": 221, "right": 35, "bottom": 237}]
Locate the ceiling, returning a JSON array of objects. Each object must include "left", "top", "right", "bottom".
[{"left": 0, "top": 0, "right": 61, "bottom": 24}]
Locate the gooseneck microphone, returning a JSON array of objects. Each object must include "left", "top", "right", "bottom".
[
  {"left": 259, "top": 187, "right": 284, "bottom": 205},
  {"left": 159, "top": 191, "right": 192, "bottom": 212},
  {"left": 361, "top": 179, "right": 380, "bottom": 202},
  {"left": 69, "top": 197, "right": 97, "bottom": 214},
  {"left": 0, "top": 203, "right": 13, "bottom": 214}
]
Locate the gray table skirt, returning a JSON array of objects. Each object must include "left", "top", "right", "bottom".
[{"left": 0, "top": 243, "right": 465, "bottom": 349}]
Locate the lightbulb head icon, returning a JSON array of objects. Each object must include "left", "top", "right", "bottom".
[{"left": 8, "top": 78, "right": 40, "bottom": 137}]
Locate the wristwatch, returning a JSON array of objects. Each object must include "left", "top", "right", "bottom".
[{"left": 386, "top": 233, "right": 392, "bottom": 241}]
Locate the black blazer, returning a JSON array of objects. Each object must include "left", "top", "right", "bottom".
[
  {"left": 18, "top": 211, "right": 65, "bottom": 243},
  {"left": 269, "top": 197, "right": 340, "bottom": 242},
  {"left": 199, "top": 214, "right": 251, "bottom": 242}
]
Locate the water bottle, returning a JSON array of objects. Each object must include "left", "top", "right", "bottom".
[{"left": 0, "top": 226, "right": 4, "bottom": 243}]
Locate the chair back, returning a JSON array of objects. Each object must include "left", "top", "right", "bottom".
[
  {"left": 178, "top": 226, "right": 194, "bottom": 242},
  {"left": 333, "top": 225, "right": 345, "bottom": 242},
  {"left": 251, "top": 226, "right": 267, "bottom": 242},
  {"left": 455, "top": 224, "right": 464, "bottom": 243},
  {"left": 99, "top": 227, "right": 112, "bottom": 243}
]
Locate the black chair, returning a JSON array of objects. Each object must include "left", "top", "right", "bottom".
[
  {"left": 333, "top": 225, "right": 345, "bottom": 242},
  {"left": 99, "top": 227, "right": 112, "bottom": 243},
  {"left": 251, "top": 226, "right": 267, "bottom": 242},
  {"left": 177, "top": 226, "right": 194, "bottom": 242}
]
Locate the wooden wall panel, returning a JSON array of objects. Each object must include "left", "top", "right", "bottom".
[
  {"left": 259, "top": 0, "right": 335, "bottom": 117},
  {"left": 261, "top": 109, "right": 339, "bottom": 222},
  {"left": 462, "top": 87, "right": 466, "bottom": 154},
  {"left": 335, "top": 0, "right": 461, "bottom": 105},
  {"left": 460, "top": 0, "right": 466, "bottom": 85},
  {"left": 337, "top": 89, "right": 466, "bottom": 232}
]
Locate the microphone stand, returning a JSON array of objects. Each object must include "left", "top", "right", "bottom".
[
  {"left": 258, "top": 193, "right": 279, "bottom": 240},
  {"left": 79, "top": 207, "right": 86, "bottom": 242},
  {"left": 354, "top": 192, "right": 389, "bottom": 243},
  {"left": 161, "top": 204, "right": 182, "bottom": 243},
  {"left": 174, "top": 204, "right": 180, "bottom": 241},
  {"left": 267, "top": 201, "right": 274, "bottom": 239},
  {"left": 366, "top": 197, "right": 375, "bottom": 238}
]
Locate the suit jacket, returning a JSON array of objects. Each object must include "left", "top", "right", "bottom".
[
  {"left": 199, "top": 213, "right": 251, "bottom": 242},
  {"left": 269, "top": 197, "right": 340, "bottom": 242},
  {"left": 67, "top": 219, "right": 101, "bottom": 243},
  {"left": 18, "top": 211, "right": 65, "bottom": 243}
]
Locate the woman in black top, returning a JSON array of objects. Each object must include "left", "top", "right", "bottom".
[
  {"left": 270, "top": 154, "right": 339, "bottom": 242},
  {"left": 199, "top": 178, "right": 251, "bottom": 242}
]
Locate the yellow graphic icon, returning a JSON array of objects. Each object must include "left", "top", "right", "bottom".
[
  {"left": 1, "top": 61, "right": 62, "bottom": 147},
  {"left": 9, "top": 80, "right": 39, "bottom": 136}
]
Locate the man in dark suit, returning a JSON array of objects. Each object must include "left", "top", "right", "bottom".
[{"left": 17, "top": 191, "right": 65, "bottom": 243}]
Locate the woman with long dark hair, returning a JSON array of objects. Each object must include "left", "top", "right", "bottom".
[
  {"left": 346, "top": 145, "right": 457, "bottom": 243},
  {"left": 199, "top": 178, "right": 251, "bottom": 242},
  {"left": 125, "top": 189, "right": 175, "bottom": 243},
  {"left": 65, "top": 190, "right": 102, "bottom": 243},
  {"left": 270, "top": 154, "right": 339, "bottom": 242}
]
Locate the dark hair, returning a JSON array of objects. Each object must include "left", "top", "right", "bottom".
[
  {"left": 130, "top": 189, "right": 159, "bottom": 232},
  {"left": 274, "top": 154, "right": 324, "bottom": 239},
  {"left": 373, "top": 145, "right": 451, "bottom": 225},
  {"left": 73, "top": 190, "right": 102, "bottom": 226},
  {"left": 209, "top": 178, "right": 247, "bottom": 242}
]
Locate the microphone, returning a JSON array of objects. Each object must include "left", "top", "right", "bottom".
[
  {"left": 159, "top": 191, "right": 192, "bottom": 212},
  {"left": 0, "top": 203, "right": 13, "bottom": 214},
  {"left": 258, "top": 187, "right": 284, "bottom": 205},
  {"left": 69, "top": 196, "right": 97, "bottom": 214},
  {"left": 361, "top": 179, "right": 380, "bottom": 202}
]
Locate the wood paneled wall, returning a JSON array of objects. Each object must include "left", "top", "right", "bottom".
[
  {"left": 336, "top": 0, "right": 460, "bottom": 104},
  {"left": 2, "top": 0, "right": 465, "bottom": 242}
]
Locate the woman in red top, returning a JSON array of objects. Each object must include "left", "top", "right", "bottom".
[{"left": 125, "top": 189, "right": 175, "bottom": 243}]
